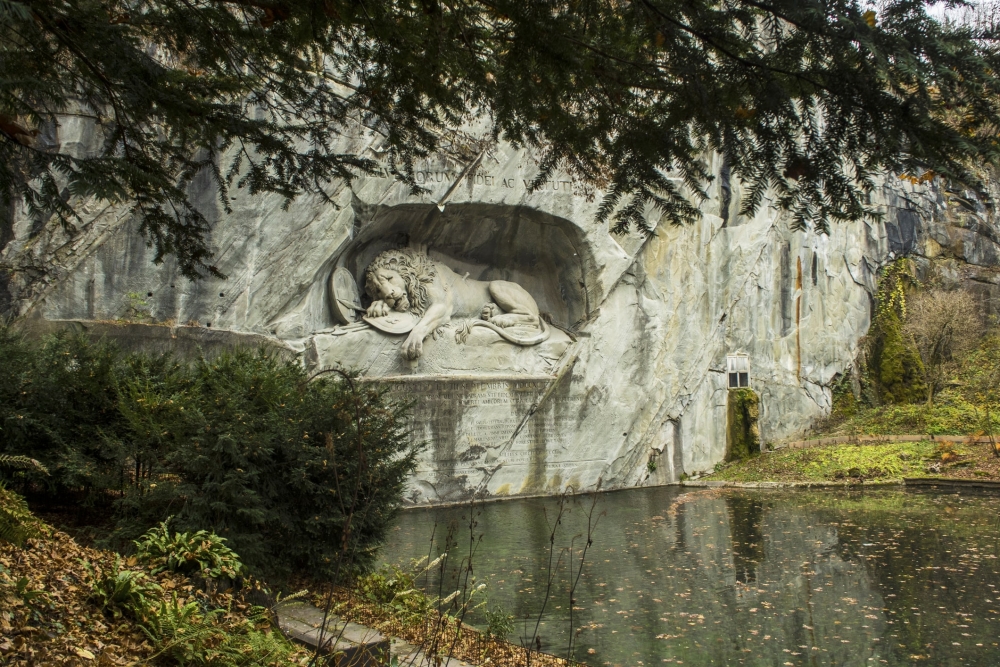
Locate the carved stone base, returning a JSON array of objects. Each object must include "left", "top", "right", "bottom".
[
  {"left": 305, "top": 321, "right": 574, "bottom": 378},
  {"left": 382, "top": 376, "right": 587, "bottom": 505}
]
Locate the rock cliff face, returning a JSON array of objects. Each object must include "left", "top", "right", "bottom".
[{"left": 4, "top": 124, "right": 1000, "bottom": 504}]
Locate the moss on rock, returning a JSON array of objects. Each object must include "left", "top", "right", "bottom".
[{"left": 726, "top": 388, "right": 760, "bottom": 462}]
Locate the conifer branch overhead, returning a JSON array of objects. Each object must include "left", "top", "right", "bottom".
[
  {"left": 0, "top": 454, "right": 49, "bottom": 475},
  {"left": 2, "top": 0, "right": 999, "bottom": 279}
]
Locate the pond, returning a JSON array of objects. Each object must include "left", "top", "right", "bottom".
[{"left": 380, "top": 486, "right": 1000, "bottom": 667}]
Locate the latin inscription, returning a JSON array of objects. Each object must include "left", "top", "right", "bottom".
[
  {"left": 373, "top": 166, "right": 573, "bottom": 192},
  {"left": 384, "top": 379, "right": 577, "bottom": 463}
]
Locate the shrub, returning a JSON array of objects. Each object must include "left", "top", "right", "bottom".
[
  {"left": 485, "top": 604, "right": 515, "bottom": 640},
  {"left": 0, "top": 325, "right": 418, "bottom": 583},
  {"left": 112, "top": 349, "right": 419, "bottom": 581},
  {"left": 135, "top": 521, "right": 244, "bottom": 580},
  {"left": 0, "top": 486, "right": 48, "bottom": 547},
  {"left": 0, "top": 327, "right": 127, "bottom": 494},
  {"left": 357, "top": 563, "right": 420, "bottom": 604},
  {"left": 356, "top": 562, "right": 435, "bottom": 624}
]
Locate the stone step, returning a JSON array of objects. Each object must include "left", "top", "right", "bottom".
[
  {"left": 277, "top": 601, "right": 390, "bottom": 667},
  {"left": 276, "top": 601, "right": 478, "bottom": 667}
]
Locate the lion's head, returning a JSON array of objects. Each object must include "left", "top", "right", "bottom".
[{"left": 364, "top": 248, "right": 437, "bottom": 315}]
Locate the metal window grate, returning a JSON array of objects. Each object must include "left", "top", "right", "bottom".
[{"left": 726, "top": 355, "right": 750, "bottom": 388}]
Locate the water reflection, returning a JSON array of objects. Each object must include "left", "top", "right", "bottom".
[{"left": 381, "top": 487, "right": 1000, "bottom": 666}]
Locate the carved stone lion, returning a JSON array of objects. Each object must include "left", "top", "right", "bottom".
[{"left": 363, "top": 248, "right": 548, "bottom": 359}]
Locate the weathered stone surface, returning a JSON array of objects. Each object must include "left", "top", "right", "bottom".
[
  {"left": 277, "top": 601, "right": 389, "bottom": 666},
  {"left": 5, "top": 121, "right": 1000, "bottom": 505}
]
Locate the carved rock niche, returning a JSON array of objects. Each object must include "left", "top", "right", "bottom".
[{"left": 308, "top": 203, "right": 594, "bottom": 378}]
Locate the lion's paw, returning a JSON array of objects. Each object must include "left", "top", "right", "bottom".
[
  {"left": 489, "top": 313, "right": 524, "bottom": 329},
  {"left": 480, "top": 302, "right": 501, "bottom": 322}
]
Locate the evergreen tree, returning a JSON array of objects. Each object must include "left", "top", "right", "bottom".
[{"left": 2, "top": 0, "right": 999, "bottom": 278}]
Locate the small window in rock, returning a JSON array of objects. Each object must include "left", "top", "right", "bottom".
[{"left": 727, "top": 354, "right": 751, "bottom": 388}]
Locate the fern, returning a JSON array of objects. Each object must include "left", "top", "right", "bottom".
[
  {"left": 84, "top": 556, "right": 162, "bottom": 620},
  {"left": 134, "top": 520, "right": 244, "bottom": 580},
  {"left": 0, "top": 455, "right": 49, "bottom": 475},
  {"left": 141, "top": 595, "right": 299, "bottom": 666},
  {"left": 141, "top": 594, "right": 221, "bottom": 665},
  {"left": 0, "top": 484, "right": 47, "bottom": 547},
  {"left": 0, "top": 455, "right": 49, "bottom": 547}
]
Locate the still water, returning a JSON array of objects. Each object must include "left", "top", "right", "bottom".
[{"left": 380, "top": 487, "right": 1000, "bottom": 666}]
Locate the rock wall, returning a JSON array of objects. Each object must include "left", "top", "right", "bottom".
[{"left": 5, "top": 123, "right": 1000, "bottom": 504}]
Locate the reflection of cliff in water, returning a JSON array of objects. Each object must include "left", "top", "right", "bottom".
[
  {"left": 381, "top": 488, "right": 1000, "bottom": 666},
  {"left": 724, "top": 494, "right": 764, "bottom": 585},
  {"left": 660, "top": 492, "right": 887, "bottom": 665},
  {"left": 819, "top": 492, "right": 1000, "bottom": 667}
]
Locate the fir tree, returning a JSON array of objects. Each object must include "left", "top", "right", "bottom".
[{"left": 2, "top": 0, "right": 999, "bottom": 278}]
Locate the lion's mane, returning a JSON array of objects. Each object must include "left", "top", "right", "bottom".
[{"left": 364, "top": 248, "right": 437, "bottom": 315}]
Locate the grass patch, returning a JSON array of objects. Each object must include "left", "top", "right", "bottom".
[
  {"left": 816, "top": 389, "right": 996, "bottom": 437},
  {"left": 703, "top": 439, "right": 1000, "bottom": 483}
]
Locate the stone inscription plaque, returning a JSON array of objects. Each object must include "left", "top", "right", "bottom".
[{"left": 381, "top": 377, "right": 579, "bottom": 502}]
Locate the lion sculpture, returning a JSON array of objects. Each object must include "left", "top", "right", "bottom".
[{"left": 363, "top": 248, "right": 549, "bottom": 359}]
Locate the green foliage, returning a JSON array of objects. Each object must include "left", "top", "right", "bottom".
[
  {"left": 85, "top": 556, "right": 162, "bottom": 620},
  {"left": 0, "top": 326, "right": 140, "bottom": 495},
  {"left": 0, "top": 326, "right": 418, "bottom": 581},
  {"left": 4, "top": 1, "right": 1000, "bottom": 281},
  {"left": 123, "top": 292, "right": 152, "bottom": 322},
  {"left": 135, "top": 521, "right": 244, "bottom": 580},
  {"left": 0, "top": 454, "right": 48, "bottom": 474},
  {"left": 957, "top": 333, "right": 1000, "bottom": 405},
  {"left": 726, "top": 388, "right": 760, "bottom": 462},
  {"left": 829, "top": 374, "right": 859, "bottom": 420},
  {"left": 357, "top": 563, "right": 415, "bottom": 605},
  {"left": 484, "top": 604, "right": 515, "bottom": 641},
  {"left": 356, "top": 562, "right": 434, "bottom": 625},
  {"left": 113, "top": 350, "right": 419, "bottom": 581},
  {"left": 708, "top": 440, "right": 939, "bottom": 483},
  {"left": 141, "top": 596, "right": 300, "bottom": 667},
  {"left": 872, "top": 311, "right": 928, "bottom": 404},
  {"left": 866, "top": 259, "right": 927, "bottom": 405},
  {"left": 835, "top": 389, "right": 996, "bottom": 436},
  {"left": 141, "top": 595, "right": 221, "bottom": 664},
  {"left": 0, "top": 484, "right": 47, "bottom": 547},
  {"left": 0, "top": 452, "right": 49, "bottom": 547}
]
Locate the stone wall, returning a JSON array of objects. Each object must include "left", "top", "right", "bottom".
[{"left": 4, "top": 123, "right": 1000, "bottom": 504}]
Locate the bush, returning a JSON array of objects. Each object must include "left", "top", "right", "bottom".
[
  {"left": 135, "top": 521, "right": 244, "bottom": 580},
  {"left": 0, "top": 326, "right": 419, "bottom": 582},
  {"left": 485, "top": 604, "right": 515, "bottom": 640},
  {"left": 355, "top": 562, "right": 435, "bottom": 625},
  {"left": 0, "top": 328, "right": 126, "bottom": 495},
  {"left": 112, "top": 350, "right": 419, "bottom": 580},
  {"left": 0, "top": 484, "right": 48, "bottom": 547}
]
